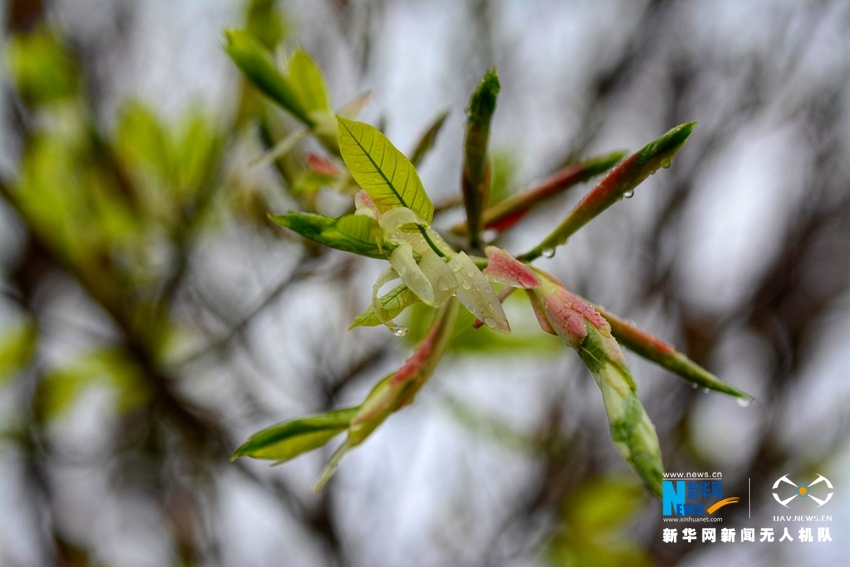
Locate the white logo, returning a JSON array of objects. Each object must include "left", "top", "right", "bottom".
[{"left": 772, "top": 474, "right": 833, "bottom": 508}]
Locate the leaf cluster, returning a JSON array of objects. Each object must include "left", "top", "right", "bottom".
[{"left": 224, "top": 29, "right": 752, "bottom": 497}]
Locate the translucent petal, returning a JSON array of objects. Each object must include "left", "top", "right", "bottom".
[
  {"left": 389, "top": 243, "right": 435, "bottom": 306},
  {"left": 371, "top": 265, "right": 407, "bottom": 335},
  {"left": 448, "top": 252, "right": 510, "bottom": 334},
  {"left": 418, "top": 248, "right": 458, "bottom": 307},
  {"left": 381, "top": 207, "right": 427, "bottom": 234}
]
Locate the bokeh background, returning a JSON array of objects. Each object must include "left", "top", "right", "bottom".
[{"left": 1, "top": 1, "right": 849, "bottom": 566}]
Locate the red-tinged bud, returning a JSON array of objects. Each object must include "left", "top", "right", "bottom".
[
  {"left": 528, "top": 269, "right": 610, "bottom": 350},
  {"left": 593, "top": 304, "right": 754, "bottom": 402},
  {"left": 305, "top": 152, "right": 339, "bottom": 175},
  {"left": 527, "top": 268, "right": 664, "bottom": 497},
  {"left": 527, "top": 291, "right": 555, "bottom": 335},
  {"left": 314, "top": 300, "right": 459, "bottom": 492},
  {"left": 483, "top": 246, "right": 540, "bottom": 289},
  {"left": 520, "top": 123, "right": 695, "bottom": 261},
  {"left": 349, "top": 299, "right": 458, "bottom": 445}
]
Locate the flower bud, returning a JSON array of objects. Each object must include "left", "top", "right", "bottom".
[{"left": 528, "top": 269, "right": 664, "bottom": 497}]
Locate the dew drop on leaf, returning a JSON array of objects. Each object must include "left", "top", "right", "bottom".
[
  {"left": 691, "top": 383, "right": 699, "bottom": 389},
  {"left": 483, "top": 316, "right": 496, "bottom": 328},
  {"left": 542, "top": 248, "right": 555, "bottom": 258},
  {"left": 390, "top": 326, "right": 409, "bottom": 337},
  {"left": 661, "top": 158, "right": 672, "bottom": 169},
  {"left": 702, "top": 387, "right": 710, "bottom": 393},
  {"left": 737, "top": 398, "right": 752, "bottom": 408},
  {"left": 624, "top": 189, "right": 635, "bottom": 199}
]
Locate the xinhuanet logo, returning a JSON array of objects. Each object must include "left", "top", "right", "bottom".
[{"left": 662, "top": 474, "right": 740, "bottom": 518}]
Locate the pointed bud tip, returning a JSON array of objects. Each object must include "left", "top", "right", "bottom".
[
  {"left": 467, "top": 68, "right": 500, "bottom": 119},
  {"left": 668, "top": 121, "right": 697, "bottom": 144}
]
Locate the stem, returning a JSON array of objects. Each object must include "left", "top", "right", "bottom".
[
  {"left": 451, "top": 151, "right": 626, "bottom": 235},
  {"left": 417, "top": 225, "right": 446, "bottom": 258}
]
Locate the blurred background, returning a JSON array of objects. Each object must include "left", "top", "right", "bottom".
[{"left": 1, "top": 1, "right": 849, "bottom": 566}]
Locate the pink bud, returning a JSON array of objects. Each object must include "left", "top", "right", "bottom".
[
  {"left": 483, "top": 246, "right": 540, "bottom": 289},
  {"left": 529, "top": 270, "right": 609, "bottom": 349},
  {"left": 306, "top": 152, "right": 340, "bottom": 175}
]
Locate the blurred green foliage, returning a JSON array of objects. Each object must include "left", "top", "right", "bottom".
[
  {"left": 6, "top": 27, "right": 78, "bottom": 105},
  {"left": 546, "top": 477, "right": 652, "bottom": 567},
  {"left": 0, "top": 320, "right": 37, "bottom": 385}
]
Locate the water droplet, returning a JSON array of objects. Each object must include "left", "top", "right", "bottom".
[
  {"left": 624, "top": 189, "right": 635, "bottom": 199},
  {"left": 467, "top": 271, "right": 477, "bottom": 278},
  {"left": 702, "top": 387, "right": 710, "bottom": 393},
  {"left": 661, "top": 158, "right": 672, "bottom": 169},
  {"left": 691, "top": 383, "right": 699, "bottom": 389},
  {"left": 737, "top": 397, "right": 752, "bottom": 408},
  {"left": 461, "top": 281, "right": 472, "bottom": 290},
  {"left": 390, "top": 326, "right": 409, "bottom": 337},
  {"left": 487, "top": 302, "right": 495, "bottom": 309},
  {"left": 483, "top": 316, "right": 496, "bottom": 328},
  {"left": 542, "top": 248, "right": 556, "bottom": 258}
]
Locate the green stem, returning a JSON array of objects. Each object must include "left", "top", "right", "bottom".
[{"left": 417, "top": 225, "right": 446, "bottom": 258}]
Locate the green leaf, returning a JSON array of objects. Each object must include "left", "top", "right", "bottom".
[
  {"left": 409, "top": 110, "right": 449, "bottom": 168},
  {"left": 232, "top": 407, "right": 359, "bottom": 462},
  {"left": 287, "top": 48, "right": 331, "bottom": 117},
  {"left": 486, "top": 149, "right": 518, "bottom": 207},
  {"left": 337, "top": 116, "right": 434, "bottom": 223},
  {"left": 269, "top": 211, "right": 389, "bottom": 258},
  {"left": 35, "top": 349, "right": 148, "bottom": 422},
  {"left": 547, "top": 477, "right": 652, "bottom": 567},
  {"left": 224, "top": 29, "right": 313, "bottom": 126},
  {"left": 0, "top": 321, "right": 37, "bottom": 385},
  {"left": 462, "top": 68, "right": 500, "bottom": 246},
  {"left": 565, "top": 477, "right": 648, "bottom": 535},
  {"left": 285, "top": 49, "right": 339, "bottom": 153},
  {"left": 350, "top": 284, "right": 422, "bottom": 329},
  {"left": 521, "top": 123, "right": 696, "bottom": 261},
  {"left": 6, "top": 28, "right": 79, "bottom": 105},
  {"left": 175, "top": 110, "right": 223, "bottom": 195},
  {"left": 245, "top": 0, "right": 288, "bottom": 48},
  {"left": 116, "top": 101, "right": 172, "bottom": 181}
]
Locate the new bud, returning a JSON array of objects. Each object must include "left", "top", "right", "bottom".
[{"left": 528, "top": 269, "right": 664, "bottom": 497}]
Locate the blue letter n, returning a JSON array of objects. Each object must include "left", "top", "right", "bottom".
[{"left": 663, "top": 481, "right": 686, "bottom": 516}]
